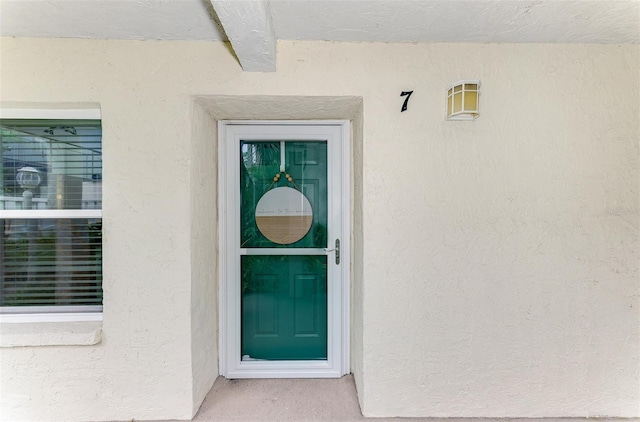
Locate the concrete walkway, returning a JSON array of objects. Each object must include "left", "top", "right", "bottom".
[
  {"left": 191, "top": 375, "right": 363, "bottom": 421},
  {"left": 159, "top": 375, "right": 637, "bottom": 422}
]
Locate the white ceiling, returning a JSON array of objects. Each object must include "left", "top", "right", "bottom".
[
  {"left": 271, "top": 0, "right": 640, "bottom": 43},
  {"left": 1, "top": 0, "right": 638, "bottom": 71}
]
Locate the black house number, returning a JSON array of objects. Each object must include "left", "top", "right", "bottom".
[{"left": 400, "top": 91, "right": 413, "bottom": 112}]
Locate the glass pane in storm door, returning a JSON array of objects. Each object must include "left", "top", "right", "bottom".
[
  {"left": 241, "top": 255, "right": 327, "bottom": 360},
  {"left": 240, "top": 140, "right": 328, "bottom": 360},
  {"left": 240, "top": 141, "right": 327, "bottom": 248}
]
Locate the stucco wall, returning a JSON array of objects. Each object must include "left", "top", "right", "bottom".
[
  {"left": 0, "top": 38, "right": 638, "bottom": 420},
  {"left": 189, "top": 102, "right": 218, "bottom": 414},
  {"left": 351, "top": 104, "right": 365, "bottom": 408}
]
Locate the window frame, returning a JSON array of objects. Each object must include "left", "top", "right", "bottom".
[{"left": 0, "top": 106, "right": 102, "bottom": 323}]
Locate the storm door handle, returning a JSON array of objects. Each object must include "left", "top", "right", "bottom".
[{"left": 324, "top": 239, "right": 340, "bottom": 265}]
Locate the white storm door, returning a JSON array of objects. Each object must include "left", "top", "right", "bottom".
[{"left": 219, "top": 121, "right": 350, "bottom": 378}]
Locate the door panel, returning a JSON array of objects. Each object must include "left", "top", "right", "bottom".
[{"left": 241, "top": 255, "right": 327, "bottom": 360}]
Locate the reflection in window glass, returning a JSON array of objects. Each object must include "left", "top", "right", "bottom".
[
  {"left": 0, "top": 120, "right": 102, "bottom": 210},
  {"left": 0, "top": 119, "right": 102, "bottom": 311}
]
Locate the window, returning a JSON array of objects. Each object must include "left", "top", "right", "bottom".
[{"left": 0, "top": 115, "right": 102, "bottom": 315}]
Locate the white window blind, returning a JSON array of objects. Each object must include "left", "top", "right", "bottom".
[{"left": 0, "top": 117, "right": 102, "bottom": 313}]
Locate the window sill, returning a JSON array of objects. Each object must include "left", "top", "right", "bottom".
[{"left": 0, "top": 315, "right": 102, "bottom": 347}]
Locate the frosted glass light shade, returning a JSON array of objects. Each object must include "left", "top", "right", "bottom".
[
  {"left": 16, "top": 167, "right": 42, "bottom": 189},
  {"left": 446, "top": 80, "right": 480, "bottom": 121}
]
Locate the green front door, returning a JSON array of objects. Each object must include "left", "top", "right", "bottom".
[{"left": 239, "top": 140, "right": 328, "bottom": 360}]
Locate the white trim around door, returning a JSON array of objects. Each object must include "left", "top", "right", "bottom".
[{"left": 218, "top": 120, "right": 350, "bottom": 378}]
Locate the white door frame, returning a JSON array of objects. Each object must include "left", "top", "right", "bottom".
[{"left": 218, "top": 120, "right": 350, "bottom": 378}]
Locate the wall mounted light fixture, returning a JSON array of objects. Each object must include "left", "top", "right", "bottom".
[{"left": 446, "top": 80, "right": 480, "bottom": 121}]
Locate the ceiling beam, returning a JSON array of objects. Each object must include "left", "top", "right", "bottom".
[{"left": 209, "top": 0, "right": 277, "bottom": 72}]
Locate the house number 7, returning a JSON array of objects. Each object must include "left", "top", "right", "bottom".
[{"left": 400, "top": 91, "right": 413, "bottom": 112}]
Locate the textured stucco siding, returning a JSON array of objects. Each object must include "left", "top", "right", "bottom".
[
  {"left": 0, "top": 38, "right": 637, "bottom": 420},
  {"left": 189, "top": 102, "right": 219, "bottom": 414}
]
